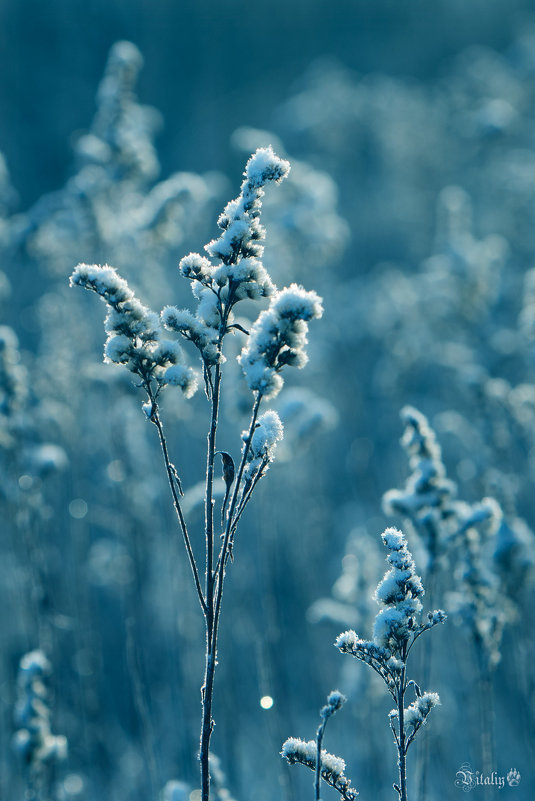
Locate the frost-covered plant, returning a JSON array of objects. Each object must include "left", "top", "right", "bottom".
[
  {"left": 23, "top": 39, "right": 213, "bottom": 306},
  {"left": 282, "top": 690, "right": 357, "bottom": 801},
  {"left": 384, "top": 406, "right": 508, "bottom": 669},
  {"left": 231, "top": 126, "right": 350, "bottom": 282},
  {"left": 383, "top": 407, "right": 514, "bottom": 792},
  {"left": 335, "top": 528, "right": 445, "bottom": 801},
  {"left": 383, "top": 406, "right": 455, "bottom": 579},
  {"left": 70, "top": 147, "right": 323, "bottom": 801},
  {"left": 13, "top": 650, "right": 67, "bottom": 801}
]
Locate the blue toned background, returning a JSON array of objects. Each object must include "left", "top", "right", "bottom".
[{"left": 0, "top": 1, "right": 533, "bottom": 800}]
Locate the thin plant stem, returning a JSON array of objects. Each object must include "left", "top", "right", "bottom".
[
  {"left": 315, "top": 719, "right": 327, "bottom": 801},
  {"left": 150, "top": 402, "right": 207, "bottom": 617},
  {"left": 397, "top": 644, "right": 408, "bottom": 801},
  {"left": 199, "top": 361, "right": 222, "bottom": 801},
  {"left": 205, "top": 363, "right": 222, "bottom": 636},
  {"left": 214, "top": 393, "right": 262, "bottom": 620},
  {"left": 415, "top": 568, "right": 437, "bottom": 801},
  {"left": 198, "top": 394, "right": 263, "bottom": 801}
]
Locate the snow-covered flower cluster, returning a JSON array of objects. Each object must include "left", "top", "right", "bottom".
[
  {"left": 70, "top": 263, "right": 197, "bottom": 398},
  {"left": 68, "top": 144, "right": 325, "bottom": 801},
  {"left": 13, "top": 650, "right": 67, "bottom": 770},
  {"left": 161, "top": 147, "right": 290, "bottom": 371},
  {"left": 389, "top": 690, "right": 440, "bottom": 742},
  {"left": 239, "top": 283, "right": 323, "bottom": 398},
  {"left": 336, "top": 528, "right": 445, "bottom": 671},
  {"left": 242, "top": 409, "right": 284, "bottom": 483},
  {"left": 282, "top": 688, "right": 353, "bottom": 799},
  {"left": 161, "top": 304, "right": 221, "bottom": 367},
  {"left": 373, "top": 527, "right": 425, "bottom": 650},
  {"left": 231, "top": 126, "right": 350, "bottom": 280},
  {"left": 206, "top": 146, "right": 290, "bottom": 265},
  {"left": 281, "top": 737, "right": 358, "bottom": 801},
  {"left": 320, "top": 689, "right": 346, "bottom": 720}
]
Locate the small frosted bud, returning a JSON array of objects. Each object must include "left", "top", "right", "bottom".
[
  {"left": 163, "top": 365, "right": 198, "bottom": 398},
  {"left": 245, "top": 147, "right": 291, "bottom": 188},
  {"left": 320, "top": 689, "right": 346, "bottom": 719}
]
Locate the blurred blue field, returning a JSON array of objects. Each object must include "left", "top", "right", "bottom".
[{"left": 0, "top": 3, "right": 534, "bottom": 800}]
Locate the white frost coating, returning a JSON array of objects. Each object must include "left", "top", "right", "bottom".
[
  {"left": 153, "top": 340, "right": 183, "bottom": 365},
  {"left": 245, "top": 146, "right": 290, "bottom": 188},
  {"left": 204, "top": 146, "right": 289, "bottom": 267},
  {"left": 273, "top": 283, "right": 324, "bottom": 320},
  {"left": 159, "top": 149, "right": 292, "bottom": 368},
  {"left": 196, "top": 288, "right": 221, "bottom": 328},
  {"left": 336, "top": 527, "right": 437, "bottom": 659},
  {"left": 70, "top": 263, "right": 199, "bottom": 397},
  {"left": 404, "top": 692, "right": 440, "bottom": 735},
  {"left": 281, "top": 737, "right": 346, "bottom": 778},
  {"left": 320, "top": 689, "right": 346, "bottom": 719},
  {"left": 333, "top": 525, "right": 444, "bottom": 766},
  {"left": 372, "top": 529, "right": 424, "bottom": 646},
  {"left": 161, "top": 305, "right": 197, "bottom": 331},
  {"left": 70, "top": 263, "right": 133, "bottom": 303},
  {"left": 243, "top": 410, "right": 284, "bottom": 483},
  {"left": 251, "top": 410, "right": 284, "bottom": 457},
  {"left": 164, "top": 364, "right": 198, "bottom": 398},
  {"left": 239, "top": 284, "right": 323, "bottom": 399},
  {"left": 179, "top": 252, "right": 213, "bottom": 280},
  {"left": 382, "top": 527, "right": 405, "bottom": 551},
  {"left": 161, "top": 305, "right": 220, "bottom": 366},
  {"left": 104, "top": 333, "right": 132, "bottom": 364},
  {"left": 334, "top": 629, "right": 359, "bottom": 650},
  {"left": 373, "top": 607, "right": 407, "bottom": 647}
]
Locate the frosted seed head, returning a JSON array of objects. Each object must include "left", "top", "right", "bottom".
[
  {"left": 245, "top": 147, "right": 291, "bottom": 188},
  {"left": 163, "top": 365, "right": 198, "bottom": 398},
  {"left": 104, "top": 334, "right": 133, "bottom": 364},
  {"left": 381, "top": 527, "right": 405, "bottom": 551},
  {"left": 273, "top": 284, "right": 324, "bottom": 321},
  {"left": 179, "top": 252, "right": 213, "bottom": 280}
]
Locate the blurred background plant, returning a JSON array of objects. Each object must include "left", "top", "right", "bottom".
[{"left": 1, "top": 2, "right": 535, "bottom": 800}]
